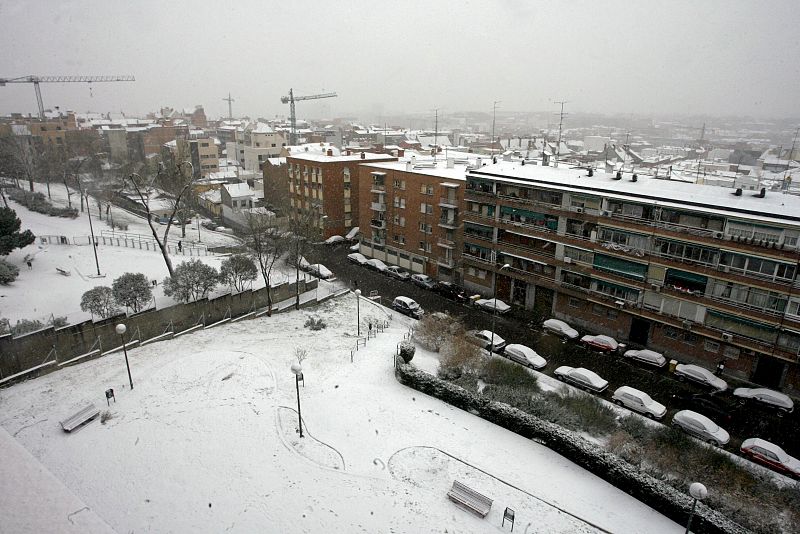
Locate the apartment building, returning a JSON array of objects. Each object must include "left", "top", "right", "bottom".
[
  {"left": 462, "top": 161, "right": 800, "bottom": 390},
  {"left": 287, "top": 151, "right": 396, "bottom": 239},
  {"left": 357, "top": 157, "right": 470, "bottom": 278}
]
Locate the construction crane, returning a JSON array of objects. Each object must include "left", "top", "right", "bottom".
[
  {"left": 0, "top": 75, "right": 136, "bottom": 120},
  {"left": 280, "top": 88, "right": 337, "bottom": 145}
]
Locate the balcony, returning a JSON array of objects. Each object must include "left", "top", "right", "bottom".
[
  {"left": 439, "top": 196, "right": 458, "bottom": 208},
  {"left": 437, "top": 257, "right": 455, "bottom": 268},
  {"left": 370, "top": 219, "right": 386, "bottom": 229},
  {"left": 370, "top": 183, "right": 386, "bottom": 193},
  {"left": 438, "top": 217, "right": 458, "bottom": 229},
  {"left": 437, "top": 237, "right": 455, "bottom": 248},
  {"left": 371, "top": 202, "right": 386, "bottom": 212}
]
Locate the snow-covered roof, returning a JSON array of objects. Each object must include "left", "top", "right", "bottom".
[
  {"left": 267, "top": 157, "right": 286, "bottom": 166},
  {"left": 199, "top": 189, "right": 222, "bottom": 203},
  {"left": 223, "top": 182, "right": 254, "bottom": 198},
  {"left": 288, "top": 152, "right": 395, "bottom": 163},
  {"left": 253, "top": 122, "right": 274, "bottom": 133}
]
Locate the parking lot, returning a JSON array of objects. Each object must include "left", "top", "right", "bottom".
[{"left": 312, "top": 243, "right": 799, "bottom": 462}]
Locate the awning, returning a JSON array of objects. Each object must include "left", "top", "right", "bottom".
[
  {"left": 666, "top": 268, "right": 708, "bottom": 285},
  {"left": 593, "top": 254, "right": 647, "bottom": 280}
]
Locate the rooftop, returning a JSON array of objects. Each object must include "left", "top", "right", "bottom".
[{"left": 288, "top": 152, "right": 395, "bottom": 163}]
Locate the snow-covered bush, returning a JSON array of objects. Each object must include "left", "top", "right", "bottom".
[
  {"left": 220, "top": 254, "right": 257, "bottom": 292},
  {"left": 162, "top": 260, "right": 219, "bottom": 303},
  {"left": 413, "top": 312, "right": 462, "bottom": 352},
  {"left": 398, "top": 341, "right": 415, "bottom": 363},
  {"left": 481, "top": 357, "right": 539, "bottom": 389},
  {"left": 438, "top": 336, "right": 484, "bottom": 379},
  {"left": 80, "top": 286, "right": 121, "bottom": 319},
  {"left": 112, "top": 273, "right": 153, "bottom": 313},
  {"left": 304, "top": 316, "right": 326, "bottom": 330},
  {"left": 7, "top": 189, "right": 78, "bottom": 218},
  {"left": 0, "top": 259, "right": 20, "bottom": 285}
]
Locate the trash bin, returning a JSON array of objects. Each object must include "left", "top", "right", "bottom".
[{"left": 669, "top": 359, "right": 678, "bottom": 373}]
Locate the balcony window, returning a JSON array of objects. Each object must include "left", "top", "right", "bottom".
[
  {"left": 593, "top": 254, "right": 648, "bottom": 281},
  {"left": 595, "top": 280, "right": 639, "bottom": 302},
  {"left": 664, "top": 268, "right": 708, "bottom": 293}
]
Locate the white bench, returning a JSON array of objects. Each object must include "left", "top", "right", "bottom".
[
  {"left": 60, "top": 403, "right": 100, "bottom": 432},
  {"left": 447, "top": 480, "right": 493, "bottom": 517}
]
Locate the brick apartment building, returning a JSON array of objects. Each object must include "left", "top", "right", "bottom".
[
  {"left": 461, "top": 161, "right": 800, "bottom": 390},
  {"left": 287, "top": 150, "right": 396, "bottom": 239},
  {"left": 357, "top": 156, "right": 474, "bottom": 279}
]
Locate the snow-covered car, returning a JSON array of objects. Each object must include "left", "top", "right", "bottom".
[
  {"left": 475, "top": 298, "right": 511, "bottom": 315},
  {"left": 580, "top": 334, "right": 619, "bottom": 352},
  {"left": 349, "top": 243, "right": 360, "bottom": 252},
  {"left": 365, "top": 258, "right": 388, "bottom": 273},
  {"left": 347, "top": 252, "right": 368, "bottom": 265},
  {"left": 391, "top": 296, "right": 423, "bottom": 319},
  {"left": 466, "top": 330, "right": 506, "bottom": 352},
  {"left": 554, "top": 366, "right": 609, "bottom": 393},
  {"left": 732, "top": 387, "right": 794, "bottom": 414},
  {"left": 622, "top": 349, "right": 666, "bottom": 367},
  {"left": 674, "top": 364, "right": 728, "bottom": 392},
  {"left": 740, "top": 438, "right": 800, "bottom": 478},
  {"left": 323, "top": 235, "right": 345, "bottom": 246},
  {"left": 345, "top": 226, "right": 360, "bottom": 241},
  {"left": 386, "top": 265, "right": 410, "bottom": 281},
  {"left": 307, "top": 264, "right": 333, "bottom": 279},
  {"left": 433, "top": 281, "right": 469, "bottom": 303},
  {"left": 411, "top": 273, "right": 435, "bottom": 289},
  {"left": 542, "top": 318, "right": 579, "bottom": 340},
  {"left": 297, "top": 256, "right": 311, "bottom": 271},
  {"left": 671, "top": 410, "right": 730, "bottom": 447},
  {"left": 504, "top": 344, "right": 546, "bottom": 370},
  {"left": 612, "top": 386, "right": 667, "bottom": 419}
]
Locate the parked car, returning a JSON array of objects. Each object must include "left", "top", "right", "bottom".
[
  {"left": 386, "top": 265, "right": 410, "bottom": 281},
  {"left": 391, "top": 296, "right": 424, "bottom": 319},
  {"left": 504, "top": 344, "right": 546, "bottom": 370},
  {"left": 674, "top": 364, "right": 728, "bottom": 392},
  {"left": 365, "top": 258, "right": 388, "bottom": 273},
  {"left": 542, "top": 318, "right": 579, "bottom": 340},
  {"left": 466, "top": 330, "right": 506, "bottom": 352},
  {"left": 347, "top": 252, "right": 368, "bottom": 265},
  {"left": 733, "top": 387, "right": 794, "bottom": 415},
  {"left": 671, "top": 409, "right": 730, "bottom": 447},
  {"left": 297, "top": 256, "right": 311, "bottom": 271},
  {"left": 433, "top": 281, "right": 469, "bottom": 303},
  {"left": 307, "top": 264, "right": 333, "bottom": 279},
  {"left": 580, "top": 334, "right": 619, "bottom": 352},
  {"left": 349, "top": 243, "right": 360, "bottom": 252},
  {"left": 612, "top": 386, "right": 667, "bottom": 419},
  {"left": 670, "top": 392, "right": 737, "bottom": 424},
  {"left": 411, "top": 273, "right": 435, "bottom": 289},
  {"left": 740, "top": 438, "right": 800, "bottom": 479},
  {"left": 475, "top": 298, "right": 511, "bottom": 314},
  {"left": 554, "top": 366, "right": 609, "bottom": 393},
  {"left": 323, "top": 235, "right": 345, "bottom": 246},
  {"left": 622, "top": 349, "right": 667, "bottom": 367}
]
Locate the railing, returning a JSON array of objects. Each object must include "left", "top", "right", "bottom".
[
  {"left": 370, "top": 219, "right": 386, "bottom": 229},
  {"left": 437, "top": 257, "right": 455, "bottom": 268},
  {"left": 371, "top": 202, "right": 386, "bottom": 212},
  {"left": 370, "top": 184, "right": 386, "bottom": 192},
  {"left": 498, "top": 216, "right": 558, "bottom": 236},
  {"left": 437, "top": 237, "right": 456, "bottom": 248},
  {"left": 438, "top": 218, "right": 458, "bottom": 228},
  {"left": 439, "top": 197, "right": 458, "bottom": 207}
]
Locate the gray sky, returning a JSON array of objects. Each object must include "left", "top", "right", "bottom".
[{"left": 1, "top": 0, "right": 798, "bottom": 120}]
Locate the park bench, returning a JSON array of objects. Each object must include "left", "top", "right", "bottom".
[
  {"left": 56, "top": 267, "right": 71, "bottom": 276},
  {"left": 447, "top": 480, "right": 493, "bottom": 517},
  {"left": 60, "top": 403, "right": 100, "bottom": 432}
]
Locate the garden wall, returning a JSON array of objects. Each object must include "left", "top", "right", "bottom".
[
  {"left": 394, "top": 360, "right": 751, "bottom": 534},
  {"left": 0, "top": 279, "right": 316, "bottom": 385}
]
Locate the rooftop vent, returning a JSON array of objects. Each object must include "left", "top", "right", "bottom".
[
  {"left": 732, "top": 188, "right": 742, "bottom": 196},
  {"left": 613, "top": 171, "right": 622, "bottom": 180},
  {"left": 360, "top": 152, "right": 366, "bottom": 160},
  {"left": 754, "top": 187, "right": 766, "bottom": 198},
  {"left": 631, "top": 173, "right": 638, "bottom": 182},
  {"left": 521, "top": 159, "right": 526, "bottom": 166},
  {"left": 588, "top": 168, "right": 593, "bottom": 177}
]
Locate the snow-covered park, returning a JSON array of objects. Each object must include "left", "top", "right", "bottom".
[{"left": 0, "top": 292, "right": 684, "bottom": 533}]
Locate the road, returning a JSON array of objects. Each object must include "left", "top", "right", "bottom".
[{"left": 312, "top": 243, "right": 800, "bottom": 461}]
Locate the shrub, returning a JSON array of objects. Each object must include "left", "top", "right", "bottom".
[
  {"left": 162, "top": 260, "right": 219, "bottom": 303},
  {"left": 0, "top": 259, "right": 20, "bottom": 284},
  {"left": 0, "top": 206, "right": 35, "bottom": 254},
  {"left": 100, "top": 410, "right": 114, "bottom": 424},
  {"left": 398, "top": 341, "right": 415, "bottom": 363},
  {"left": 8, "top": 189, "right": 78, "bottom": 218},
  {"left": 555, "top": 389, "right": 618, "bottom": 435},
  {"left": 413, "top": 312, "right": 463, "bottom": 351},
  {"left": 438, "top": 336, "right": 484, "bottom": 380},
  {"left": 112, "top": 273, "right": 153, "bottom": 313},
  {"left": 50, "top": 316, "right": 68, "bottom": 328},
  {"left": 304, "top": 316, "right": 326, "bottom": 330},
  {"left": 481, "top": 358, "right": 539, "bottom": 390},
  {"left": 11, "top": 318, "right": 45, "bottom": 336},
  {"left": 80, "top": 286, "right": 121, "bottom": 319},
  {"left": 220, "top": 254, "right": 258, "bottom": 292}
]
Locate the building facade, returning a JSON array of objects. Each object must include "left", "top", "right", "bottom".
[{"left": 461, "top": 162, "right": 800, "bottom": 390}]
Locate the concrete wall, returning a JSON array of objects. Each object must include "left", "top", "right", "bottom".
[{"left": 0, "top": 279, "right": 315, "bottom": 386}]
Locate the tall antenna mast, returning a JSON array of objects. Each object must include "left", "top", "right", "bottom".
[
  {"left": 223, "top": 93, "right": 235, "bottom": 120},
  {"left": 553, "top": 100, "right": 568, "bottom": 168},
  {"left": 433, "top": 108, "right": 438, "bottom": 161},
  {"left": 491, "top": 100, "right": 501, "bottom": 157},
  {"left": 784, "top": 127, "right": 799, "bottom": 189}
]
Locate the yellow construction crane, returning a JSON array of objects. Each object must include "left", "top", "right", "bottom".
[
  {"left": 0, "top": 75, "right": 136, "bottom": 120},
  {"left": 280, "top": 88, "right": 337, "bottom": 145}
]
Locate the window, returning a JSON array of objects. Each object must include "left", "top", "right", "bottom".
[
  {"left": 592, "top": 304, "right": 605, "bottom": 316},
  {"left": 420, "top": 203, "right": 433, "bottom": 214},
  {"left": 271, "top": 143, "right": 276, "bottom": 148},
  {"left": 393, "top": 215, "right": 406, "bottom": 227},
  {"left": 393, "top": 179, "right": 406, "bottom": 190},
  {"left": 419, "top": 241, "right": 432, "bottom": 252},
  {"left": 418, "top": 222, "right": 432, "bottom": 234},
  {"left": 394, "top": 197, "right": 406, "bottom": 208},
  {"left": 420, "top": 185, "right": 433, "bottom": 195},
  {"left": 568, "top": 297, "right": 581, "bottom": 308},
  {"left": 704, "top": 340, "right": 720, "bottom": 353},
  {"left": 606, "top": 308, "right": 618, "bottom": 319},
  {"left": 393, "top": 234, "right": 406, "bottom": 244}
]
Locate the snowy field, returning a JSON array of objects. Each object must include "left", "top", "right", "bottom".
[
  {"left": 0, "top": 295, "right": 684, "bottom": 533},
  {"left": 1, "top": 183, "right": 299, "bottom": 325}
]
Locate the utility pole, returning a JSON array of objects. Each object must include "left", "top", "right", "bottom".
[
  {"left": 553, "top": 100, "right": 568, "bottom": 168},
  {"left": 491, "top": 101, "right": 501, "bottom": 157},
  {"left": 223, "top": 93, "right": 235, "bottom": 120},
  {"left": 433, "top": 108, "right": 439, "bottom": 160}
]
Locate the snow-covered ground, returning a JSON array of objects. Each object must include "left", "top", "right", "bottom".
[
  {"left": 0, "top": 295, "right": 684, "bottom": 533},
  {"left": 1, "top": 183, "right": 299, "bottom": 325}
]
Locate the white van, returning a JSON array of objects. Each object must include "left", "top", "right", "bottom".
[{"left": 392, "top": 296, "right": 424, "bottom": 319}]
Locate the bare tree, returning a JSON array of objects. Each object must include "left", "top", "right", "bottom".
[
  {"left": 244, "top": 209, "right": 289, "bottom": 316},
  {"left": 126, "top": 157, "right": 195, "bottom": 278},
  {"left": 288, "top": 207, "right": 323, "bottom": 310},
  {"left": 0, "top": 133, "right": 39, "bottom": 192}
]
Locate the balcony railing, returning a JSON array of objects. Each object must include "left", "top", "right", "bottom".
[
  {"left": 437, "top": 257, "right": 455, "bottom": 268},
  {"left": 371, "top": 202, "right": 386, "bottom": 212},
  {"left": 370, "top": 183, "right": 386, "bottom": 193},
  {"left": 438, "top": 218, "right": 458, "bottom": 229},
  {"left": 439, "top": 197, "right": 458, "bottom": 208},
  {"left": 437, "top": 237, "right": 455, "bottom": 248},
  {"left": 370, "top": 219, "right": 386, "bottom": 229}
]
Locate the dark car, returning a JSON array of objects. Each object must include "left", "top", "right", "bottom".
[
  {"left": 433, "top": 281, "right": 469, "bottom": 303},
  {"left": 671, "top": 392, "right": 738, "bottom": 424}
]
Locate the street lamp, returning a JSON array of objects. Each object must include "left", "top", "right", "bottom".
[
  {"left": 490, "top": 264, "right": 510, "bottom": 353},
  {"left": 355, "top": 289, "right": 361, "bottom": 336},
  {"left": 290, "top": 362, "right": 303, "bottom": 438},
  {"left": 115, "top": 324, "right": 134, "bottom": 390},
  {"left": 685, "top": 482, "right": 707, "bottom": 534}
]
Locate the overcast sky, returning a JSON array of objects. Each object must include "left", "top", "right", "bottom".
[{"left": 1, "top": 0, "right": 798, "bottom": 121}]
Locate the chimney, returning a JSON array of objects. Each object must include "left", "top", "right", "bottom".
[
  {"left": 631, "top": 173, "right": 638, "bottom": 182},
  {"left": 733, "top": 188, "right": 742, "bottom": 196},
  {"left": 614, "top": 171, "right": 622, "bottom": 180},
  {"left": 754, "top": 187, "right": 766, "bottom": 198},
  {"left": 398, "top": 149, "right": 404, "bottom": 157},
  {"left": 406, "top": 161, "right": 412, "bottom": 171},
  {"left": 360, "top": 152, "right": 365, "bottom": 160},
  {"left": 326, "top": 149, "right": 333, "bottom": 156},
  {"left": 345, "top": 149, "right": 351, "bottom": 156},
  {"left": 588, "top": 168, "right": 594, "bottom": 177},
  {"left": 446, "top": 158, "right": 454, "bottom": 168}
]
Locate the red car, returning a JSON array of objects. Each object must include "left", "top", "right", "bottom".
[{"left": 740, "top": 438, "right": 800, "bottom": 479}]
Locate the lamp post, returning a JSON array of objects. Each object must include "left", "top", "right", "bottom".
[
  {"left": 685, "top": 482, "right": 707, "bottom": 534},
  {"left": 290, "top": 362, "right": 303, "bottom": 438},
  {"left": 490, "top": 264, "right": 510, "bottom": 353},
  {"left": 115, "top": 324, "right": 134, "bottom": 390},
  {"left": 196, "top": 213, "right": 201, "bottom": 242},
  {"left": 355, "top": 289, "right": 361, "bottom": 336}
]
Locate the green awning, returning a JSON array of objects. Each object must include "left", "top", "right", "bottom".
[
  {"left": 593, "top": 254, "right": 647, "bottom": 280},
  {"left": 666, "top": 268, "right": 708, "bottom": 285}
]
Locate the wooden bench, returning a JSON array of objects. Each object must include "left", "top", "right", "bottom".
[
  {"left": 56, "top": 267, "right": 71, "bottom": 276},
  {"left": 447, "top": 480, "right": 493, "bottom": 517},
  {"left": 60, "top": 403, "right": 100, "bottom": 432}
]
